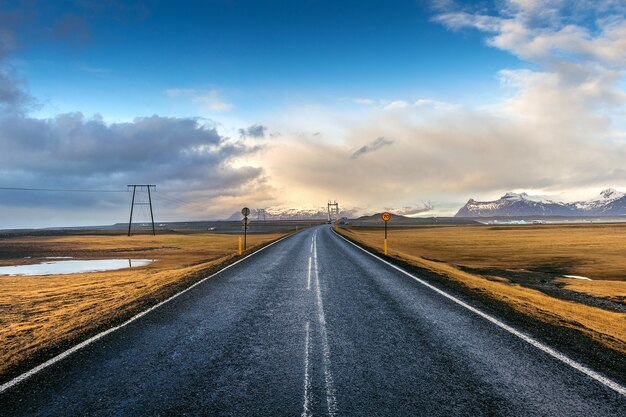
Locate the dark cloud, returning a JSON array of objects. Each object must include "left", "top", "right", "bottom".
[
  {"left": 0, "top": 68, "right": 30, "bottom": 112},
  {"left": 351, "top": 136, "right": 393, "bottom": 159},
  {"left": 0, "top": 10, "right": 18, "bottom": 58},
  {"left": 0, "top": 113, "right": 264, "bottom": 209},
  {"left": 239, "top": 124, "right": 267, "bottom": 139},
  {"left": 0, "top": 0, "right": 150, "bottom": 55},
  {"left": 0, "top": 4, "right": 32, "bottom": 113},
  {"left": 0, "top": 2, "right": 267, "bottom": 227}
]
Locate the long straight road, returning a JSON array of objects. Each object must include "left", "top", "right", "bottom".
[{"left": 1, "top": 226, "right": 625, "bottom": 416}]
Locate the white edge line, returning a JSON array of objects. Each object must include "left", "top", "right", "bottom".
[
  {"left": 0, "top": 231, "right": 301, "bottom": 394},
  {"left": 331, "top": 228, "right": 626, "bottom": 398}
]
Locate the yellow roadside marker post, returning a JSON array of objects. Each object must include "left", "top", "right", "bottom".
[
  {"left": 238, "top": 236, "right": 243, "bottom": 255},
  {"left": 381, "top": 212, "right": 391, "bottom": 255}
]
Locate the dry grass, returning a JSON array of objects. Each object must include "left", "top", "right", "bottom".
[
  {"left": 344, "top": 224, "right": 626, "bottom": 280},
  {"left": 337, "top": 225, "right": 626, "bottom": 355},
  {"left": 558, "top": 278, "right": 626, "bottom": 304},
  {"left": 0, "top": 233, "right": 286, "bottom": 379}
]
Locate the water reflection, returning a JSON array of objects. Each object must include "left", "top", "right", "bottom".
[{"left": 0, "top": 259, "right": 154, "bottom": 276}]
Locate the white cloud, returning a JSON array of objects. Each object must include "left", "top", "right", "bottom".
[
  {"left": 346, "top": 97, "right": 456, "bottom": 112},
  {"left": 166, "top": 88, "right": 233, "bottom": 112},
  {"left": 3, "top": 1, "right": 626, "bottom": 222},
  {"left": 247, "top": 1, "right": 626, "bottom": 213},
  {"left": 413, "top": 99, "right": 457, "bottom": 111},
  {"left": 382, "top": 100, "right": 410, "bottom": 110},
  {"left": 352, "top": 97, "right": 377, "bottom": 105},
  {"left": 435, "top": 1, "right": 626, "bottom": 67}
]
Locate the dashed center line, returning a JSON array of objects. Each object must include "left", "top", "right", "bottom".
[
  {"left": 307, "top": 257, "right": 312, "bottom": 290},
  {"left": 301, "top": 321, "right": 312, "bottom": 417},
  {"left": 312, "top": 232, "right": 338, "bottom": 417},
  {"left": 306, "top": 230, "right": 317, "bottom": 291},
  {"left": 302, "top": 230, "right": 338, "bottom": 416}
]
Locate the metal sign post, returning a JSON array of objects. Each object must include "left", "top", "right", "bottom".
[
  {"left": 242, "top": 207, "right": 250, "bottom": 251},
  {"left": 381, "top": 212, "right": 391, "bottom": 255}
]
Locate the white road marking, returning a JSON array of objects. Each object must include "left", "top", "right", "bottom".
[
  {"left": 301, "top": 321, "right": 312, "bottom": 417},
  {"left": 0, "top": 232, "right": 298, "bottom": 394},
  {"left": 307, "top": 257, "right": 312, "bottom": 290},
  {"left": 306, "top": 230, "right": 317, "bottom": 290},
  {"left": 312, "top": 233, "right": 338, "bottom": 416},
  {"left": 332, "top": 228, "right": 626, "bottom": 398}
]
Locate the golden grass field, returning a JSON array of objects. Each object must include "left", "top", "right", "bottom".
[
  {"left": 337, "top": 224, "right": 626, "bottom": 355},
  {"left": 0, "top": 232, "right": 286, "bottom": 379}
]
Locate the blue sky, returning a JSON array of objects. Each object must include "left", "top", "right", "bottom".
[
  {"left": 1, "top": 0, "right": 626, "bottom": 227},
  {"left": 18, "top": 1, "right": 518, "bottom": 120}
]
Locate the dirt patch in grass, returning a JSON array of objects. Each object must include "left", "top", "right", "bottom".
[
  {"left": 336, "top": 225, "right": 626, "bottom": 356},
  {"left": 0, "top": 232, "right": 288, "bottom": 382}
]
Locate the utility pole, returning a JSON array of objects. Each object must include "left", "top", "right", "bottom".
[
  {"left": 327, "top": 201, "right": 339, "bottom": 224},
  {"left": 128, "top": 186, "right": 137, "bottom": 237},
  {"left": 127, "top": 184, "right": 156, "bottom": 236},
  {"left": 147, "top": 185, "right": 155, "bottom": 236}
]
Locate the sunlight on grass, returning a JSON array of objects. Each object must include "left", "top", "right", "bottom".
[{"left": 0, "top": 233, "right": 286, "bottom": 378}]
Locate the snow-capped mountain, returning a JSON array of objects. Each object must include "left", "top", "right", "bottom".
[
  {"left": 226, "top": 206, "right": 357, "bottom": 221},
  {"left": 225, "top": 203, "right": 433, "bottom": 221},
  {"left": 572, "top": 188, "right": 626, "bottom": 213},
  {"left": 455, "top": 188, "right": 626, "bottom": 217}
]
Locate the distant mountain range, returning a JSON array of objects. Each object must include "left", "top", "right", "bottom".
[
  {"left": 225, "top": 207, "right": 357, "bottom": 221},
  {"left": 352, "top": 213, "right": 478, "bottom": 226},
  {"left": 456, "top": 188, "right": 626, "bottom": 217}
]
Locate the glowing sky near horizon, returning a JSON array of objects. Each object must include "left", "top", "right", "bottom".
[{"left": 1, "top": 0, "right": 626, "bottom": 227}]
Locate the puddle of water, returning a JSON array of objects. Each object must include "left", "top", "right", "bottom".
[
  {"left": 0, "top": 259, "right": 154, "bottom": 276},
  {"left": 563, "top": 275, "right": 592, "bottom": 281}
]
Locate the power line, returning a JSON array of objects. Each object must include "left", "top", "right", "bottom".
[
  {"left": 153, "top": 193, "right": 192, "bottom": 207},
  {"left": 0, "top": 185, "right": 224, "bottom": 217},
  {"left": 0, "top": 187, "right": 128, "bottom": 193},
  {"left": 153, "top": 192, "right": 211, "bottom": 211}
]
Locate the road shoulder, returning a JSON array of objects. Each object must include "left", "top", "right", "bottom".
[{"left": 333, "top": 227, "right": 626, "bottom": 386}]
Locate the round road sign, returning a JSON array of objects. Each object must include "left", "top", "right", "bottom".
[
  {"left": 381, "top": 212, "right": 391, "bottom": 222},
  {"left": 241, "top": 207, "right": 250, "bottom": 217}
]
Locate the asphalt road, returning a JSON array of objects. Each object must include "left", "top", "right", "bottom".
[{"left": 1, "top": 226, "right": 625, "bottom": 416}]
